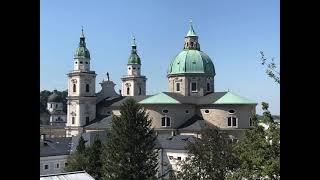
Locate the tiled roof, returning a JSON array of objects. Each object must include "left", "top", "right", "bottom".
[
  {"left": 156, "top": 135, "right": 196, "bottom": 150},
  {"left": 40, "top": 137, "right": 72, "bottom": 157}
]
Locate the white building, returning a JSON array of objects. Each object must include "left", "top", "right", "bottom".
[
  {"left": 40, "top": 134, "right": 72, "bottom": 175},
  {"left": 40, "top": 171, "right": 95, "bottom": 180}
]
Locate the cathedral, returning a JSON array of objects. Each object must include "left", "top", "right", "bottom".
[{"left": 64, "top": 22, "right": 257, "bottom": 139}]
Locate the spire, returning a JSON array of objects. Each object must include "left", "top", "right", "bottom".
[
  {"left": 132, "top": 35, "right": 136, "bottom": 47},
  {"left": 128, "top": 35, "right": 141, "bottom": 65},
  {"left": 79, "top": 26, "right": 86, "bottom": 47},
  {"left": 186, "top": 18, "right": 197, "bottom": 37},
  {"left": 131, "top": 35, "right": 137, "bottom": 53}
]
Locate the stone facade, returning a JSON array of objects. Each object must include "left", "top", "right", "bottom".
[
  {"left": 40, "top": 155, "right": 69, "bottom": 175},
  {"left": 121, "top": 76, "right": 147, "bottom": 96},
  {"left": 168, "top": 75, "right": 214, "bottom": 96},
  {"left": 198, "top": 104, "right": 256, "bottom": 129}
]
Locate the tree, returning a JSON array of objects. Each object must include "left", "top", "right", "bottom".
[
  {"left": 177, "top": 128, "right": 238, "bottom": 180},
  {"left": 40, "top": 90, "right": 52, "bottom": 113},
  {"left": 260, "top": 51, "right": 280, "bottom": 84},
  {"left": 65, "top": 136, "right": 88, "bottom": 172},
  {"left": 101, "top": 98, "right": 158, "bottom": 180},
  {"left": 86, "top": 137, "right": 103, "bottom": 180},
  {"left": 228, "top": 103, "right": 280, "bottom": 180}
]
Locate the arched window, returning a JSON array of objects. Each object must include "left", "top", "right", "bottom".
[
  {"left": 227, "top": 116, "right": 237, "bottom": 127},
  {"left": 72, "top": 117, "right": 75, "bottom": 124},
  {"left": 50, "top": 104, "right": 52, "bottom": 108},
  {"left": 86, "top": 84, "right": 89, "bottom": 92},
  {"left": 161, "top": 116, "right": 171, "bottom": 127},
  {"left": 127, "top": 87, "right": 130, "bottom": 95},
  {"left": 191, "top": 82, "right": 197, "bottom": 92},
  {"left": 176, "top": 83, "right": 180, "bottom": 92},
  {"left": 139, "top": 87, "right": 142, "bottom": 95},
  {"left": 55, "top": 104, "right": 58, "bottom": 108},
  {"left": 73, "top": 84, "right": 76, "bottom": 92},
  {"left": 191, "top": 42, "right": 194, "bottom": 47},
  {"left": 207, "top": 83, "right": 210, "bottom": 91}
]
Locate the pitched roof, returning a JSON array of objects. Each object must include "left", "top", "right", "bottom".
[
  {"left": 40, "top": 137, "right": 72, "bottom": 157},
  {"left": 139, "top": 93, "right": 181, "bottom": 104},
  {"left": 85, "top": 116, "right": 113, "bottom": 130},
  {"left": 214, "top": 91, "right": 256, "bottom": 104},
  {"left": 40, "top": 171, "right": 95, "bottom": 180},
  {"left": 156, "top": 135, "right": 196, "bottom": 150},
  {"left": 110, "top": 95, "right": 151, "bottom": 107}
]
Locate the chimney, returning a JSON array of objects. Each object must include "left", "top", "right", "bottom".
[{"left": 41, "top": 134, "right": 46, "bottom": 141}]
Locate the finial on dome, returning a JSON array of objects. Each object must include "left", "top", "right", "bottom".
[
  {"left": 186, "top": 18, "right": 197, "bottom": 37},
  {"left": 132, "top": 34, "right": 136, "bottom": 47},
  {"left": 81, "top": 26, "right": 85, "bottom": 38}
]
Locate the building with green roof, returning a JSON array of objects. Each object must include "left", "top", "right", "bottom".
[
  {"left": 64, "top": 22, "right": 257, "bottom": 148},
  {"left": 167, "top": 21, "right": 215, "bottom": 96}
]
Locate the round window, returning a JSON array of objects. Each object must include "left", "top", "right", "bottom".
[
  {"left": 229, "top": 109, "right": 235, "bottom": 114},
  {"left": 205, "top": 110, "right": 209, "bottom": 113},
  {"left": 75, "top": 62, "right": 78, "bottom": 64},
  {"left": 162, "top": 109, "right": 168, "bottom": 113},
  {"left": 185, "top": 110, "right": 189, "bottom": 114}
]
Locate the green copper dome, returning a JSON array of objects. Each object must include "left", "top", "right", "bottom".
[
  {"left": 167, "top": 50, "right": 215, "bottom": 76},
  {"left": 74, "top": 29, "right": 90, "bottom": 59},
  {"left": 128, "top": 36, "right": 141, "bottom": 65}
]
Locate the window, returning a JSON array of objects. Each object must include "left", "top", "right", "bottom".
[
  {"left": 249, "top": 117, "right": 254, "bottom": 127},
  {"left": 44, "top": 164, "right": 49, "bottom": 170},
  {"left": 86, "top": 84, "right": 89, "bottom": 92},
  {"left": 191, "top": 82, "right": 197, "bottom": 92},
  {"left": 227, "top": 116, "right": 237, "bottom": 127},
  {"left": 56, "top": 163, "right": 59, "bottom": 168},
  {"left": 80, "top": 61, "right": 83, "bottom": 64},
  {"left": 176, "top": 83, "right": 180, "bottom": 92},
  {"left": 55, "top": 104, "right": 58, "bottom": 108},
  {"left": 228, "top": 109, "right": 235, "bottom": 114},
  {"left": 177, "top": 157, "right": 181, "bottom": 160},
  {"left": 169, "top": 156, "right": 173, "bottom": 160},
  {"left": 127, "top": 87, "right": 130, "bottom": 95},
  {"left": 86, "top": 117, "right": 89, "bottom": 124},
  {"left": 73, "top": 84, "right": 76, "bottom": 92},
  {"left": 85, "top": 62, "right": 88, "bottom": 64},
  {"left": 207, "top": 83, "right": 210, "bottom": 91},
  {"left": 72, "top": 117, "right": 75, "bottom": 124},
  {"left": 50, "top": 104, "right": 52, "bottom": 108},
  {"left": 204, "top": 110, "right": 209, "bottom": 114},
  {"left": 162, "top": 109, "right": 168, "bottom": 113},
  {"left": 190, "top": 42, "right": 194, "bottom": 47},
  {"left": 65, "top": 162, "right": 68, "bottom": 167},
  {"left": 139, "top": 87, "right": 142, "bottom": 95},
  {"left": 75, "top": 62, "right": 77, "bottom": 64},
  {"left": 185, "top": 110, "right": 189, "bottom": 114},
  {"left": 133, "top": 67, "right": 136, "bottom": 70},
  {"left": 161, "top": 116, "right": 171, "bottom": 127},
  {"left": 128, "top": 67, "right": 131, "bottom": 70}
]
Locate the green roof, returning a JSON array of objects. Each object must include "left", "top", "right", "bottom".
[
  {"left": 214, "top": 91, "right": 256, "bottom": 104},
  {"left": 74, "top": 30, "right": 90, "bottom": 59},
  {"left": 128, "top": 37, "right": 141, "bottom": 65},
  {"left": 167, "top": 50, "right": 215, "bottom": 75},
  {"left": 187, "top": 24, "right": 197, "bottom": 37},
  {"left": 139, "top": 92, "right": 181, "bottom": 104}
]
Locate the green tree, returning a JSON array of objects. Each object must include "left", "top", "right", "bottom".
[
  {"left": 228, "top": 103, "right": 280, "bottom": 180},
  {"left": 40, "top": 90, "right": 52, "bottom": 113},
  {"left": 65, "top": 136, "right": 88, "bottom": 172},
  {"left": 260, "top": 51, "right": 280, "bottom": 84},
  {"left": 177, "top": 128, "right": 238, "bottom": 180},
  {"left": 86, "top": 137, "right": 103, "bottom": 180},
  {"left": 102, "top": 98, "right": 158, "bottom": 180}
]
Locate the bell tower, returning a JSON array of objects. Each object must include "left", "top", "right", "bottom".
[
  {"left": 121, "top": 36, "right": 147, "bottom": 96},
  {"left": 66, "top": 28, "right": 97, "bottom": 137}
]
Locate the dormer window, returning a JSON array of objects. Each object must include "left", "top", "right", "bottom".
[
  {"left": 162, "top": 109, "right": 169, "bottom": 114},
  {"left": 228, "top": 109, "right": 235, "bottom": 114}
]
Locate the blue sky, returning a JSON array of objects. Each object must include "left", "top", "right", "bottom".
[{"left": 40, "top": 0, "right": 279, "bottom": 115}]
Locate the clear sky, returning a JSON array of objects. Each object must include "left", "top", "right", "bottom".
[{"left": 40, "top": 0, "right": 279, "bottom": 115}]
